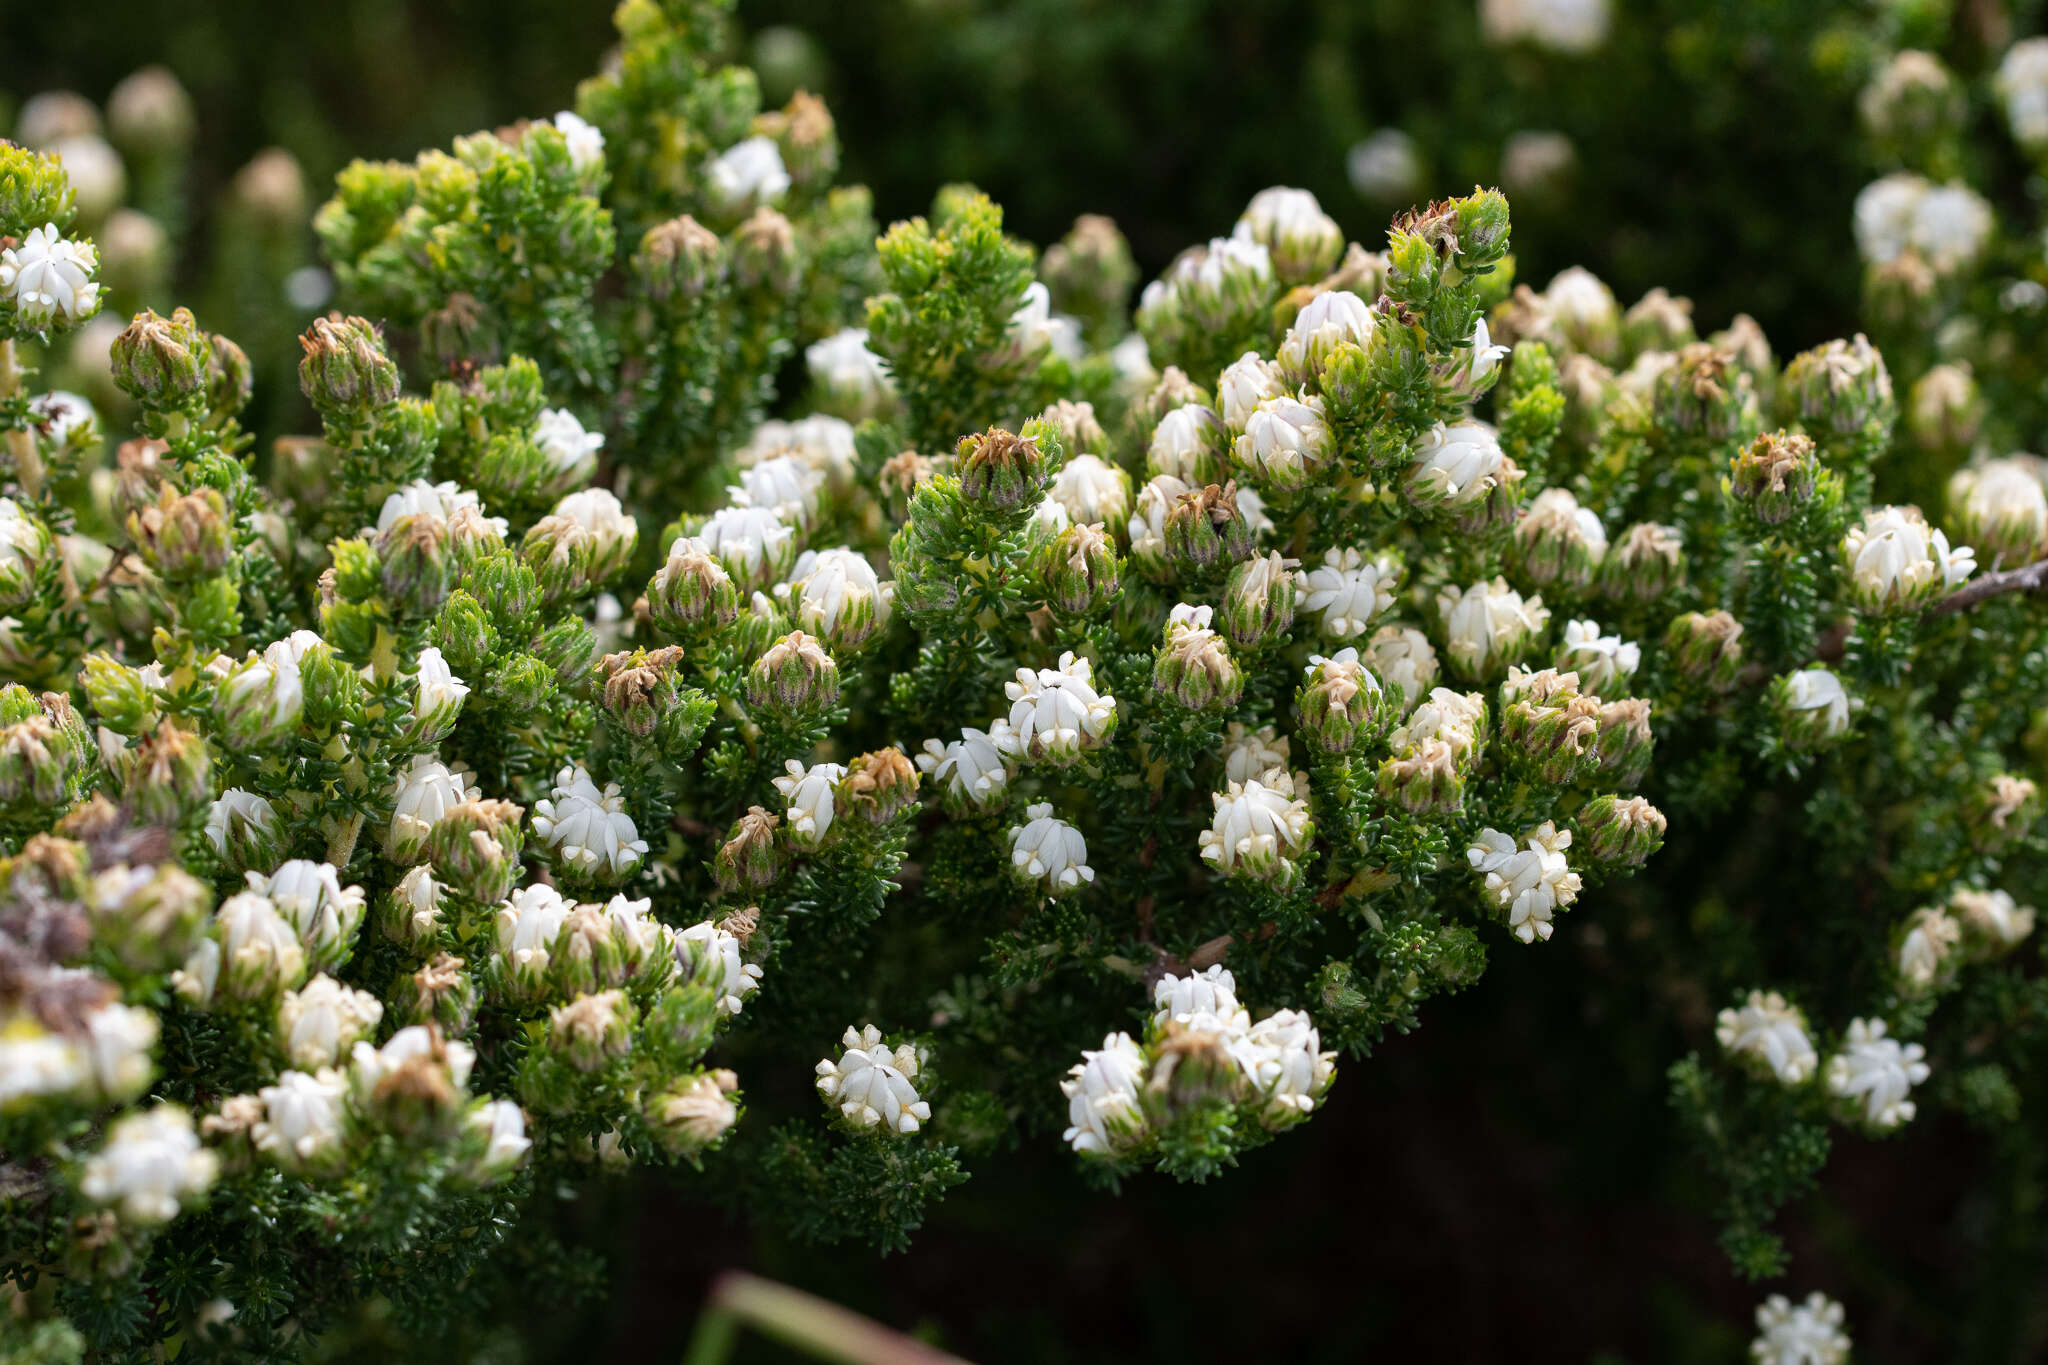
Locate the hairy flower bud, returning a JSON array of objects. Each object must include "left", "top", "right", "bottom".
[
  {"left": 549, "top": 990, "right": 632, "bottom": 1073},
  {"left": 957, "top": 427, "right": 1048, "bottom": 514},
  {"left": 748, "top": 631, "right": 839, "bottom": 717},
  {"left": 646, "top": 1069, "right": 740, "bottom": 1157},
  {"left": 1653, "top": 342, "right": 1759, "bottom": 442},
  {"left": 1042, "top": 523, "right": 1121, "bottom": 618},
  {"left": 730, "top": 206, "right": 800, "bottom": 294},
  {"left": 634, "top": 214, "right": 724, "bottom": 302},
  {"left": 1219, "top": 551, "right": 1299, "bottom": 650},
  {"left": 428, "top": 798, "right": 525, "bottom": 903},
  {"left": 110, "top": 307, "right": 208, "bottom": 408},
  {"left": 715, "top": 806, "right": 783, "bottom": 894},
  {"left": 121, "top": 716, "right": 208, "bottom": 825},
  {"left": 839, "top": 747, "right": 922, "bottom": 824},
  {"left": 1514, "top": 488, "right": 1607, "bottom": 591},
  {"left": 1153, "top": 604, "right": 1244, "bottom": 712},
  {"left": 128, "top": 485, "right": 231, "bottom": 583},
  {"left": 1947, "top": 458, "right": 2048, "bottom": 565},
  {"left": 1664, "top": 610, "right": 1744, "bottom": 692},
  {"left": 1164, "top": 482, "right": 1254, "bottom": 574},
  {"left": 1295, "top": 648, "right": 1391, "bottom": 755},
  {"left": 297, "top": 314, "right": 399, "bottom": 420},
  {"left": 1598, "top": 522, "right": 1685, "bottom": 603},
  {"left": 1729, "top": 431, "right": 1817, "bottom": 525},
  {"left": 1783, "top": 334, "right": 1893, "bottom": 438}
]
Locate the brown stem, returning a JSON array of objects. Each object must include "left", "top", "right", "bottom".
[{"left": 1926, "top": 555, "right": 2048, "bottom": 617}]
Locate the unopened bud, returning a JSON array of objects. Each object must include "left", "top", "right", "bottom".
[
  {"left": 1729, "top": 431, "right": 1817, "bottom": 525},
  {"left": 957, "top": 427, "right": 1048, "bottom": 514},
  {"left": 1653, "top": 343, "right": 1758, "bottom": 442},
  {"left": 549, "top": 990, "right": 632, "bottom": 1072},
  {"left": 635, "top": 215, "right": 725, "bottom": 302},
  {"left": 730, "top": 207, "right": 800, "bottom": 294},
  {"left": 839, "top": 748, "right": 922, "bottom": 823},
  {"left": 111, "top": 308, "right": 208, "bottom": 409},
  {"left": 428, "top": 798, "right": 525, "bottom": 903},
  {"left": 1164, "top": 482, "right": 1254, "bottom": 574},
  {"left": 1598, "top": 522, "right": 1685, "bottom": 602},
  {"left": 1664, "top": 610, "right": 1744, "bottom": 692},
  {"left": 714, "top": 806, "right": 783, "bottom": 893},
  {"left": 1296, "top": 649, "right": 1391, "bottom": 755},
  {"left": 298, "top": 314, "right": 400, "bottom": 420},
  {"left": 1576, "top": 794, "right": 1667, "bottom": 868},
  {"left": 747, "top": 631, "right": 839, "bottom": 717},
  {"left": 1042, "top": 523, "right": 1121, "bottom": 618},
  {"left": 1783, "top": 334, "right": 1894, "bottom": 439}
]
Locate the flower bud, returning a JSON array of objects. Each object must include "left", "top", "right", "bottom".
[
  {"left": 549, "top": 990, "right": 632, "bottom": 1072},
  {"left": 213, "top": 653, "right": 305, "bottom": 752},
  {"left": 1153, "top": 604, "right": 1244, "bottom": 712},
  {"left": 1907, "top": 363, "right": 1982, "bottom": 456},
  {"left": 957, "top": 427, "right": 1048, "bottom": 514},
  {"left": 597, "top": 645, "right": 687, "bottom": 738},
  {"left": 1622, "top": 288, "right": 1697, "bottom": 356},
  {"left": 1597, "top": 522, "right": 1685, "bottom": 603},
  {"left": 1164, "top": 482, "right": 1255, "bottom": 574},
  {"left": 297, "top": 314, "right": 400, "bottom": 421},
  {"left": 1234, "top": 186, "right": 1343, "bottom": 284},
  {"left": 428, "top": 798, "right": 525, "bottom": 903},
  {"left": 1664, "top": 610, "right": 1744, "bottom": 692},
  {"left": 1497, "top": 667, "right": 1604, "bottom": 785},
  {"left": 122, "top": 717, "right": 208, "bottom": 825},
  {"left": 788, "top": 546, "right": 892, "bottom": 652},
  {"left": 277, "top": 975, "right": 384, "bottom": 1071},
  {"left": 1971, "top": 773, "right": 2040, "bottom": 853},
  {"left": 1729, "top": 431, "right": 1817, "bottom": 525},
  {"left": 1378, "top": 731, "right": 1470, "bottom": 814},
  {"left": 634, "top": 214, "right": 725, "bottom": 302},
  {"left": 350, "top": 1025, "right": 475, "bottom": 1137},
  {"left": 1653, "top": 342, "right": 1759, "bottom": 442},
  {"left": 202, "top": 789, "right": 281, "bottom": 876},
  {"left": 1514, "top": 488, "right": 1608, "bottom": 592},
  {"left": 1947, "top": 458, "right": 2048, "bottom": 566},
  {"left": 1296, "top": 648, "right": 1391, "bottom": 755},
  {"left": 1783, "top": 334, "right": 1894, "bottom": 438},
  {"left": 1145, "top": 403, "right": 1227, "bottom": 485},
  {"left": 1576, "top": 794, "right": 1667, "bottom": 868},
  {"left": 839, "top": 747, "right": 922, "bottom": 824},
  {"left": 1592, "top": 696, "right": 1655, "bottom": 786},
  {"left": 1145, "top": 1019, "right": 1248, "bottom": 1123},
  {"left": 645, "top": 1069, "right": 740, "bottom": 1158},
  {"left": 1277, "top": 288, "right": 1374, "bottom": 389},
  {"left": 1839, "top": 505, "right": 1975, "bottom": 613},
  {"left": 1219, "top": 551, "right": 1299, "bottom": 650},
  {"left": 715, "top": 806, "right": 783, "bottom": 894},
  {"left": 128, "top": 485, "right": 232, "bottom": 583},
  {"left": 1234, "top": 393, "right": 1331, "bottom": 492},
  {"left": 523, "top": 489, "right": 640, "bottom": 603},
  {"left": 379, "top": 866, "right": 447, "bottom": 950},
  {"left": 204, "top": 332, "right": 253, "bottom": 421},
  {"left": 396, "top": 953, "right": 477, "bottom": 1035},
  {"left": 647, "top": 543, "right": 740, "bottom": 635},
  {"left": 107, "top": 66, "right": 196, "bottom": 157},
  {"left": 1126, "top": 474, "right": 1192, "bottom": 582},
  {"left": 1042, "top": 523, "right": 1121, "bottom": 618},
  {"left": 730, "top": 206, "right": 800, "bottom": 294},
  {"left": 748, "top": 631, "right": 839, "bottom": 717},
  {"left": 375, "top": 515, "right": 452, "bottom": 619},
  {"left": 88, "top": 860, "right": 210, "bottom": 975},
  {"left": 431, "top": 590, "right": 497, "bottom": 677},
  {"left": 110, "top": 307, "right": 209, "bottom": 409}
]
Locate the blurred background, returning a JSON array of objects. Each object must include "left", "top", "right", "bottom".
[{"left": 6, "top": 2, "right": 2045, "bottom": 1361}]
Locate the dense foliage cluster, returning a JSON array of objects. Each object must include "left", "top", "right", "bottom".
[{"left": 1, "top": 2, "right": 2048, "bottom": 1361}]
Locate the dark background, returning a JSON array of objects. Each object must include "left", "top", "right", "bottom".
[{"left": 7, "top": 3, "right": 2042, "bottom": 1360}]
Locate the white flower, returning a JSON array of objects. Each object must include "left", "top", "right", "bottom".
[
  {"left": 28, "top": 390, "right": 96, "bottom": 448},
  {"left": 204, "top": 788, "right": 279, "bottom": 861},
  {"left": 1004, "top": 651, "right": 1117, "bottom": 763},
  {"left": 1408, "top": 420, "right": 1507, "bottom": 507},
  {"left": 1222, "top": 722, "right": 1291, "bottom": 787},
  {"left": 1364, "top": 626, "right": 1439, "bottom": 709},
  {"left": 1481, "top": 0, "right": 1612, "bottom": 53},
  {"left": 1461, "top": 315, "right": 1510, "bottom": 392},
  {"left": 1199, "top": 776, "right": 1313, "bottom": 879},
  {"left": 1240, "top": 1009, "right": 1336, "bottom": 1120},
  {"left": 215, "top": 652, "right": 304, "bottom": 748},
  {"left": 1217, "top": 352, "right": 1286, "bottom": 432},
  {"left": 1234, "top": 393, "right": 1331, "bottom": 490},
  {"left": 350, "top": 1026, "right": 476, "bottom": 1112},
  {"left": 1049, "top": 453, "right": 1132, "bottom": 528},
  {"left": 1783, "top": 668, "right": 1852, "bottom": 737},
  {"left": 276, "top": 974, "right": 384, "bottom": 1070},
  {"left": 1950, "top": 887, "right": 2037, "bottom": 948},
  {"left": 805, "top": 327, "right": 895, "bottom": 416},
  {"left": 0, "top": 224, "right": 100, "bottom": 324},
  {"left": 1127, "top": 473, "right": 1191, "bottom": 571},
  {"left": 1997, "top": 37, "right": 2048, "bottom": 149},
  {"left": 552, "top": 110, "right": 605, "bottom": 172},
  {"left": 80, "top": 1106, "right": 217, "bottom": 1225},
  {"left": 391, "top": 865, "right": 445, "bottom": 944},
  {"left": 1908, "top": 183, "right": 1994, "bottom": 273},
  {"left": 815, "top": 1024, "right": 931, "bottom": 1135},
  {"left": 1716, "top": 990, "right": 1818, "bottom": 1085},
  {"left": 730, "top": 453, "right": 825, "bottom": 531},
  {"left": 496, "top": 883, "right": 575, "bottom": 986},
  {"left": 674, "top": 920, "right": 765, "bottom": 1015},
  {"left": 1556, "top": 619, "right": 1640, "bottom": 695},
  {"left": 683, "top": 505, "right": 797, "bottom": 589},
  {"left": 738, "top": 415, "right": 859, "bottom": 487},
  {"left": 707, "top": 135, "right": 790, "bottom": 209},
  {"left": 1841, "top": 505, "right": 1974, "bottom": 610},
  {"left": 1437, "top": 577, "right": 1550, "bottom": 679},
  {"left": 253, "top": 1068, "right": 349, "bottom": 1172},
  {"left": 0, "top": 500, "right": 49, "bottom": 600},
  {"left": 1947, "top": 458, "right": 2048, "bottom": 560},
  {"left": 387, "top": 755, "right": 469, "bottom": 863},
  {"left": 81, "top": 1001, "right": 158, "bottom": 1103},
  {"left": 1153, "top": 965, "right": 1245, "bottom": 1030},
  {"left": 1008, "top": 802, "right": 1094, "bottom": 895},
  {"left": 1896, "top": 906, "right": 1962, "bottom": 991},
  {"left": 1060, "top": 1031, "right": 1149, "bottom": 1154},
  {"left": 1232, "top": 186, "right": 1342, "bottom": 278},
  {"left": 52, "top": 136, "right": 125, "bottom": 220},
  {"left": 1302, "top": 546, "right": 1400, "bottom": 639},
  {"left": 1855, "top": 172, "right": 1928, "bottom": 265},
  {"left": 1278, "top": 288, "right": 1374, "bottom": 385},
  {"left": 1109, "top": 331, "right": 1155, "bottom": 389},
  {"left": 407, "top": 646, "right": 471, "bottom": 744},
  {"left": 532, "top": 407, "right": 604, "bottom": 488},
  {"left": 254, "top": 861, "right": 367, "bottom": 967},
  {"left": 465, "top": 1098, "right": 531, "bottom": 1181},
  {"left": 374, "top": 479, "right": 507, "bottom": 539},
  {"left": 915, "top": 725, "right": 1012, "bottom": 809},
  {"left": 0, "top": 1026, "right": 87, "bottom": 1109},
  {"left": 1030, "top": 496, "right": 1071, "bottom": 537},
  {"left": 1346, "top": 129, "right": 1421, "bottom": 200},
  {"left": 600, "top": 893, "right": 668, "bottom": 963},
  {"left": 773, "top": 759, "right": 848, "bottom": 846},
  {"left": 1467, "top": 822, "right": 1581, "bottom": 943},
  {"left": 1751, "top": 1291, "right": 1850, "bottom": 1365},
  {"left": 532, "top": 764, "right": 648, "bottom": 881},
  {"left": 787, "top": 546, "right": 892, "bottom": 649},
  {"left": 1009, "top": 280, "right": 1083, "bottom": 362},
  {"left": 1825, "top": 1017, "right": 1929, "bottom": 1130},
  {"left": 208, "top": 890, "right": 308, "bottom": 1000}
]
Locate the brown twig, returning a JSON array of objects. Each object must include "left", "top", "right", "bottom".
[{"left": 1926, "top": 555, "right": 2048, "bottom": 617}]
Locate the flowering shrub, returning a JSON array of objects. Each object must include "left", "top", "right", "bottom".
[{"left": 0, "top": 2, "right": 2046, "bottom": 1361}]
